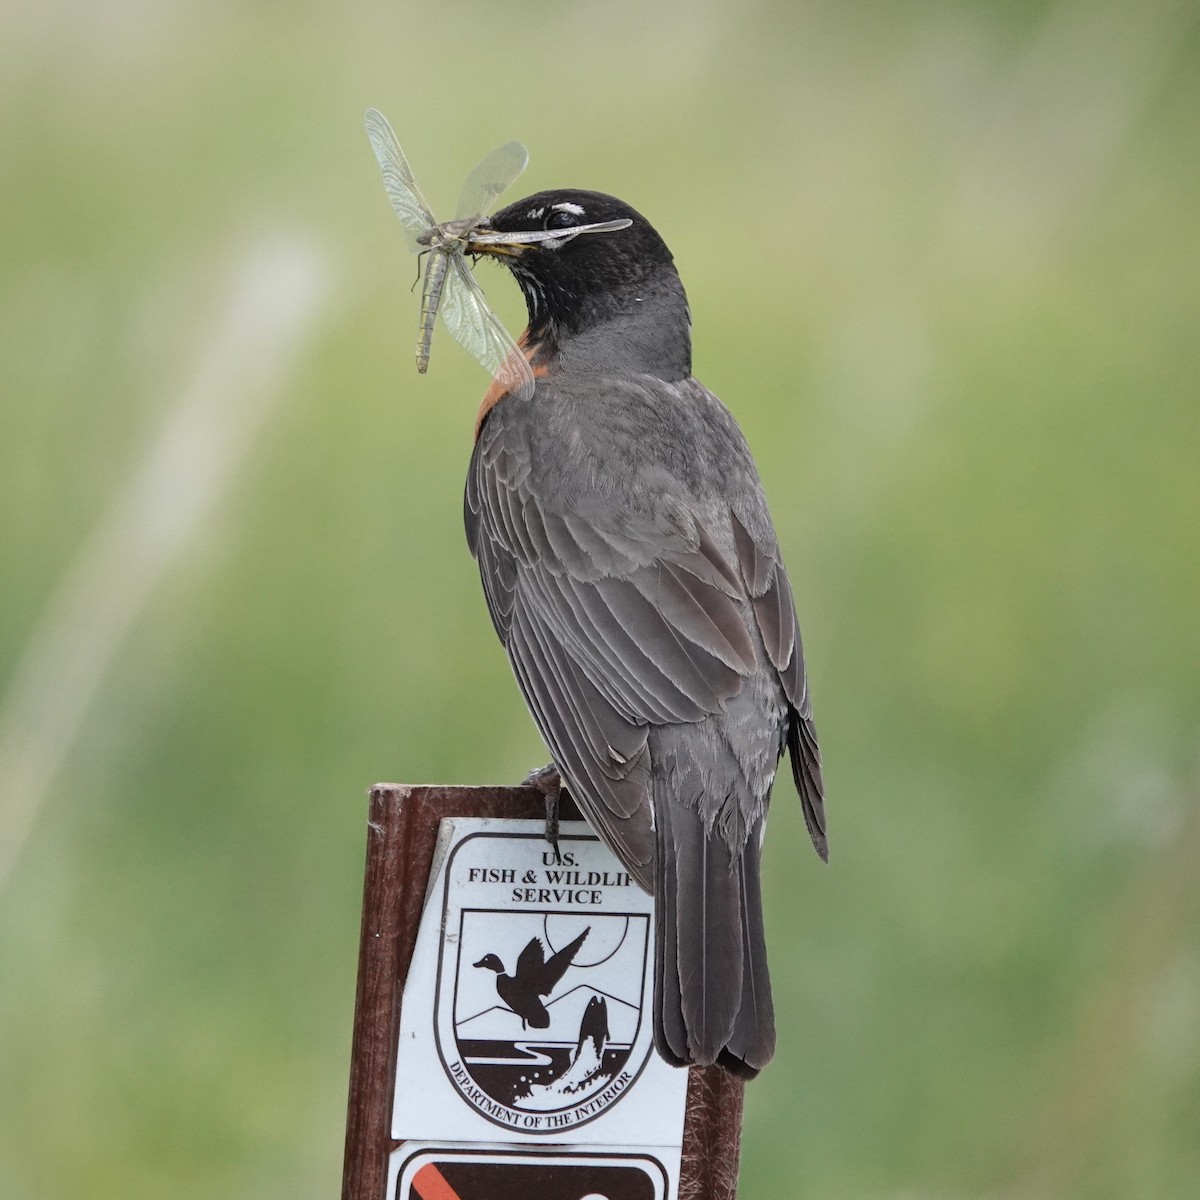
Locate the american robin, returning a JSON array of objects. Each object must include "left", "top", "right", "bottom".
[{"left": 461, "top": 189, "right": 826, "bottom": 1078}]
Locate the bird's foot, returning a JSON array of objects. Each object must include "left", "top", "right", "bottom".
[{"left": 525, "top": 763, "right": 563, "bottom": 863}]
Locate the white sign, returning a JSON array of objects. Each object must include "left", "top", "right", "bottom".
[{"left": 392, "top": 818, "right": 688, "bottom": 1153}]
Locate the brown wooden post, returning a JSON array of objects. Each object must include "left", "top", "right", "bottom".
[{"left": 341, "top": 783, "right": 745, "bottom": 1200}]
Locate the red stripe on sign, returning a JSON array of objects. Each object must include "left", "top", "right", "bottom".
[{"left": 412, "top": 1163, "right": 463, "bottom": 1200}]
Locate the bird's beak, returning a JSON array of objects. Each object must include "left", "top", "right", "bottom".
[
  {"left": 465, "top": 219, "right": 523, "bottom": 258},
  {"left": 466, "top": 217, "right": 634, "bottom": 258}
]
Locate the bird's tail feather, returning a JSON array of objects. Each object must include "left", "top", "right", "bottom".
[
  {"left": 653, "top": 794, "right": 689, "bottom": 1067},
  {"left": 652, "top": 786, "right": 774, "bottom": 1075},
  {"left": 721, "top": 826, "right": 774, "bottom": 1076}
]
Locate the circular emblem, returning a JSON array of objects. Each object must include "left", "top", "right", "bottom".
[{"left": 434, "top": 855, "right": 657, "bottom": 1133}]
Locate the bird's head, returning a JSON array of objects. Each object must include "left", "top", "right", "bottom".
[
  {"left": 468, "top": 189, "right": 691, "bottom": 376},
  {"left": 473, "top": 953, "right": 505, "bottom": 974}
]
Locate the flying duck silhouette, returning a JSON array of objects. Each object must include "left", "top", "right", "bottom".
[{"left": 474, "top": 927, "right": 590, "bottom": 1029}]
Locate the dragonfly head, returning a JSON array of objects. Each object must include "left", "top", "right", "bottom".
[{"left": 417, "top": 217, "right": 476, "bottom": 250}]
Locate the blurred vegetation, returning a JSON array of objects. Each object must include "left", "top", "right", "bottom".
[{"left": 2, "top": 1, "right": 1198, "bottom": 1197}]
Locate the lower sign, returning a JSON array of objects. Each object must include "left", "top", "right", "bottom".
[
  {"left": 389, "top": 1144, "right": 670, "bottom": 1200},
  {"left": 392, "top": 819, "right": 687, "bottom": 1149}
]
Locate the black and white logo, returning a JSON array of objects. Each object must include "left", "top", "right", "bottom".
[{"left": 433, "top": 832, "right": 656, "bottom": 1133}]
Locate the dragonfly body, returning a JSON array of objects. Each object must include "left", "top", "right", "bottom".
[{"left": 416, "top": 218, "right": 474, "bottom": 374}]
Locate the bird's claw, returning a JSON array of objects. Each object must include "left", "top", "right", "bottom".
[
  {"left": 544, "top": 793, "right": 562, "bottom": 863},
  {"left": 525, "top": 763, "right": 563, "bottom": 861}
]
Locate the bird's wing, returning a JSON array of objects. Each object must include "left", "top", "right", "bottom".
[
  {"left": 466, "top": 381, "right": 775, "bottom": 884},
  {"left": 540, "top": 927, "right": 589, "bottom": 993},
  {"left": 729, "top": 507, "right": 827, "bottom": 859},
  {"left": 515, "top": 937, "right": 547, "bottom": 977}
]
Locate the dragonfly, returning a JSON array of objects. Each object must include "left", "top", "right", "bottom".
[{"left": 364, "top": 108, "right": 632, "bottom": 402}]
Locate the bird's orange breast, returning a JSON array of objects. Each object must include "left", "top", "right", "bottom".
[{"left": 474, "top": 329, "right": 548, "bottom": 441}]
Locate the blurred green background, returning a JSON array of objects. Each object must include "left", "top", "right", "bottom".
[{"left": 2, "top": 0, "right": 1198, "bottom": 1197}]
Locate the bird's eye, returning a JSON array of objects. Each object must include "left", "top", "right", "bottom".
[{"left": 544, "top": 209, "right": 578, "bottom": 230}]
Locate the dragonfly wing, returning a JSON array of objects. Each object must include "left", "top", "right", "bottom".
[
  {"left": 441, "top": 253, "right": 536, "bottom": 402},
  {"left": 454, "top": 141, "right": 529, "bottom": 221},
  {"left": 364, "top": 108, "right": 436, "bottom": 254}
]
